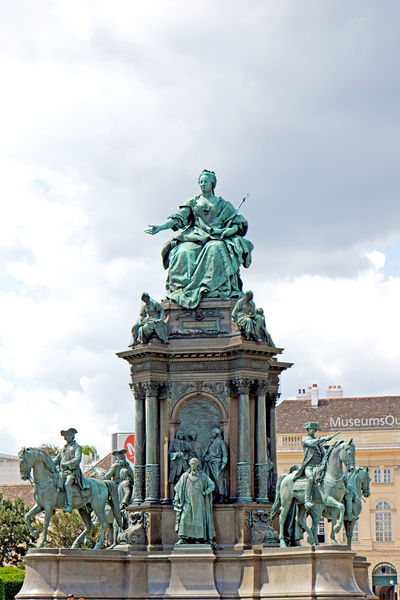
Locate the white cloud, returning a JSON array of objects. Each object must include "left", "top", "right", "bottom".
[{"left": 1, "top": 1, "right": 400, "bottom": 456}]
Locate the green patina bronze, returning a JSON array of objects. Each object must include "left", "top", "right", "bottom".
[
  {"left": 173, "top": 457, "right": 215, "bottom": 544},
  {"left": 130, "top": 292, "right": 168, "bottom": 346},
  {"left": 202, "top": 428, "right": 228, "bottom": 503},
  {"left": 19, "top": 444, "right": 122, "bottom": 549},
  {"left": 231, "top": 290, "right": 275, "bottom": 345},
  {"left": 269, "top": 422, "right": 358, "bottom": 548},
  {"left": 145, "top": 170, "right": 253, "bottom": 309}
]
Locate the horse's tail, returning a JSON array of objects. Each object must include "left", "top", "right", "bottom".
[
  {"left": 105, "top": 480, "right": 123, "bottom": 528},
  {"left": 269, "top": 473, "right": 287, "bottom": 520}
]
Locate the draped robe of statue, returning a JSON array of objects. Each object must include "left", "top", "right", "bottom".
[
  {"left": 173, "top": 469, "right": 215, "bottom": 541},
  {"left": 161, "top": 196, "right": 254, "bottom": 309}
]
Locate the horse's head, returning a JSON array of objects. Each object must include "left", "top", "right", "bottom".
[
  {"left": 18, "top": 447, "right": 33, "bottom": 481},
  {"left": 338, "top": 439, "right": 356, "bottom": 472},
  {"left": 360, "top": 466, "right": 371, "bottom": 498}
]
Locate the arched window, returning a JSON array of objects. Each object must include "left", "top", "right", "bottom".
[{"left": 375, "top": 501, "right": 392, "bottom": 542}]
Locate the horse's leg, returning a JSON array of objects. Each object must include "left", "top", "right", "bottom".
[
  {"left": 297, "top": 504, "right": 316, "bottom": 546},
  {"left": 72, "top": 508, "right": 92, "bottom": 549},
  {"left": 324, "top": 496, "right": 344, "bottom": 542},
  {"left": 309, "top": 507, "right": 322, "bottom": 546},
  {"left": 278, "top": 502, "right": 291, "bottom": 548},
  {"left": 93, "top": 505, "right": 109, "bottom": 550},
  {"left": 39, "top": 506, "right": 53, "bottom": 548},
  {"left": 25, "top": 504, "right": 42, "bottom": 540}
]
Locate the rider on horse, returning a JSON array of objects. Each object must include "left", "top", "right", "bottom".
[
  {"left": 105, "top": 448, "right": 134, "bottom": 507},
  {"left": 53, "top": 428, "right": 90, "bottom": 512},
  {"left": 292, "top": 422, "right": 340, "bottom": 510}
]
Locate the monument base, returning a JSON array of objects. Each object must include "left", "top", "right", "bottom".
[{"left": 17, "top": 546, "right": 375, "bottom": 600}]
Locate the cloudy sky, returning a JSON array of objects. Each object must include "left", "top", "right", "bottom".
[{"left": 1, "top": 0, "right": 400, "bottom": 456}]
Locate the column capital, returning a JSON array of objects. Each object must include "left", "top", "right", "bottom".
[
  {"left": 231, "top": 378, "right": 253, "bottom": 395},
  {"left": 143, "top": 381, "right": 162, "bottom": 396},
  {"left": 268, "top": 392, "right": 280, "bottom": 407},
  {"left": 255, "top": 380, "right": 269, "bottom": 395},
  {"left": 130, "top": 382, "right": 145, "bottom": 399}
]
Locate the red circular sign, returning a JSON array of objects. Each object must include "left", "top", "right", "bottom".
[{"left": 124, "top": 434, "right": 135, "bottom": 464}]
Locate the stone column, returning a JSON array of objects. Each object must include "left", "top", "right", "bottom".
[
  {"left": 131, "top": 383, "right": 145, "bottom": 503},
  {"left": 254, "top": 380, "right": 269, "bottom": 503},
  {"left": 144, "top": 381, "right": 160, "bottom": 503},
  {"left": 232, "top": 378, "right": 252, "bottom": 503},
  {"left": 267, "top": 393, "right": 279, "bottom": 501}
]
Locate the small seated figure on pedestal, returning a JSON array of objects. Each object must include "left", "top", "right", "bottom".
[
  {"left": 129, "top": 292, "right": 168, "bottom": 346},
  {"left": 231, "top": 290, "right": 274, "bottom": 344},
  {"left": 173, "top": 458, "right": 215, "bottom": 545}
]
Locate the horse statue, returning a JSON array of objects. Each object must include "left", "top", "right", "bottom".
[
  {"left": 19, "top": 447, "right": 122, "bottom": 549},
  {"left": 341, "top": 466, "right": 370, "bottom": 547},
  {"left": 270, "top": 439, "right": 355, "bottom": 547}
]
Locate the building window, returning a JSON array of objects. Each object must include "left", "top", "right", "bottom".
[
  {"left": 375, "top": 501, "right": 392, "bottom": 542},
  {"left": 383, "top": 469, "right": 392, "bottom": 483},
  {"left": 373, "top": 469, "right": 381, "bottom": 483},
  {"left": 341, "top": 520, "right": 359, "bottom": 544}
]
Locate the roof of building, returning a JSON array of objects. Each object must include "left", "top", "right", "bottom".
[
  {"left": 0, "top": 483, "right": 35, "bottom": 508},
  {"left": 84, "top": 452, "right": 111, "bottom": 477},
  {"left": 276, "top": 395, "right": 400, "bottom": 433}
]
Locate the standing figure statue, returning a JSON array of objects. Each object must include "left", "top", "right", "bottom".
[
  {"left": 168, "top": 430, "right": 189, "bottom": 494},
  {"left": 187, "top": 430, "right": 203, "bottom": 465},
  {"left": 292, "top": 422, "right": 341, "bottom": 510},
  {"left": 173, "top": 458, "right": 215, "bottom": 544},
  {"left": 53, "top": 428, "right": 90, "bottom": 513},
  {"left": 129, "top": 292, "right": 168, "bottom": 346},
  {"left": 105, "top": 449, "right": 134, "bottom": 508},
  {"left": 145, "top": 170, "right": 254, "bottom": 309},
  {"left": 203, "top": 428, "right": 228, "bottom": 502},
  {"left": 231, "top": 291, "right": 274, "bottom": 344}
]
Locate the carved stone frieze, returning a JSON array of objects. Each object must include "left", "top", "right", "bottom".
[{"left": 169, "top": 381, "right": 229, "bottom": 403}]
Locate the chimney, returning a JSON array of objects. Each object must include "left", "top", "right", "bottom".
[
  {"left": 326, "top": 385, "right": 343, "bottom": 399},
  {"left": 310, "top": 383, "right": 319, "bottom": 408},
  {"left": 296, "top": 388, "right": 307, "bottom": 400}
]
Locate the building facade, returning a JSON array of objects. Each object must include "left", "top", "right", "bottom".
[{"left": 276, "top": 385, "right": 400, "bottom": 599}]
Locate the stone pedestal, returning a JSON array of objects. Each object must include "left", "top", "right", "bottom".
[
  {"left": 353, "top": 555, "right": 379, "bottom": 600},
  {"left": 18, "top": 546, "right": 369, "bottom": 600},
  {"left": 117, "top": 299, "right": 292, "bottom": 548},
  {"left": 166, "top": 545, "right": 218, "bottom": 599}
]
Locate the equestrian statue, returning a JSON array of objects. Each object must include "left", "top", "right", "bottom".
[
  {"left": 270, "top": 422, "right": 356, "bottom": 547},
  {"left": 19, "top": 428, "right": 122, "bottom": 549}
]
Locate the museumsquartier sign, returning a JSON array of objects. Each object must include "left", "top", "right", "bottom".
[{"left": 330, "top": 415, "right": 400, "bottom": 428}]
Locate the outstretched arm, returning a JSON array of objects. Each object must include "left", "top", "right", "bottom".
[{"left": 145, "top": 218, "right": 176, "bottom": 235}]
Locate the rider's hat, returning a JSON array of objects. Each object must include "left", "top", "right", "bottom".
[
  {"left": 60, "top": 427, "right": 78, "bottom": 437},
  {"left": 303, "top": 422, "right": 321, "bottom": 431},
  {"left": 112, "top": 448, "right": 127, "bottom": 456}
]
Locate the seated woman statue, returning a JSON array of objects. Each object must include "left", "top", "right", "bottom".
[
  {"left": 231, "top": 290, "right": 275, "bottom": 345},
  {"left": 145, "top": 170, "right": 254, "bottom": 309}
]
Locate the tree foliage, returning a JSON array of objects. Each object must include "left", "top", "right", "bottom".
[
  {"left": 81, "top": 445, "right": 99, "bottom": 459},
  {"left": 39, "top": 444, "right": 60, "bottom": 458},
  {"left": 45, "top": 510, "right": 102, "bottom": 549},
  {"left": 0, "top": 495, "right": 34, "bottom": 568}
]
